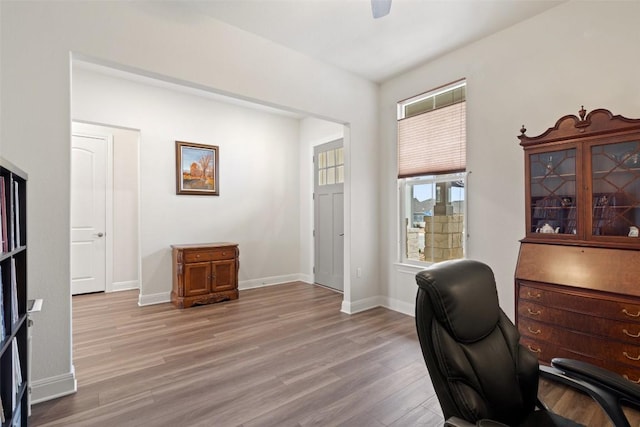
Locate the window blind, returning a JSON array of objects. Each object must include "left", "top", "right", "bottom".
[{"left": 397, "top": 101, "right": 466, "bottom": 178}]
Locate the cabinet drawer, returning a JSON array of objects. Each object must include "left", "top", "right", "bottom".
[
  {"left": 518, "top": 300, "right": 640, "bottom": 345},
  {"left": 520, "top": 336, "right": 560, "bottom": 364},
  {"left": 527, "top": 324, "right": 640, "bottom": 369},
  {"left": 520, "top": 336, "right": 640, "bottom": 383},
  {"left": 184, "top": 248, "right": 235, "bottom": 263},
  {"left": 519, "top": 283, "right": 640, "bottom": 323}
]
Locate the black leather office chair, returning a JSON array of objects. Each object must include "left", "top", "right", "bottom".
[{"left": 415, "top": 259, "right": 640, "bottom": 427}]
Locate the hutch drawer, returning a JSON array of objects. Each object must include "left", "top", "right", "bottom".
[
  {"left": 519, "top": 303, "right": 640, "bottom": 346},
  {"left": 519, "top": 282, "right": 640, "bottom": 323}
]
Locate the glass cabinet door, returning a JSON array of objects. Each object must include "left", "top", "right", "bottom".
[
  {"left": 590, "top": 140, "right": 640, "bottom": 238},
  {"left": 529, "top": 148, "right": 577, "bottom": 235}
]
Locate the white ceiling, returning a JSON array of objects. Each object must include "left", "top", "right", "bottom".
[{"left": 186, "top": 0, "right": 565, "bottom": 83}]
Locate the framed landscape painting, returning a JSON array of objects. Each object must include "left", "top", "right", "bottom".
[{"left": 176, "top": 141, "right": 219, "bottom": 196}]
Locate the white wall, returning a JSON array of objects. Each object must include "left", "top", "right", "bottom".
[
  {"left": 72, "top": 122, "right": 140, "bottom": 292},
  {"left": 380, "top": 1, "right": 640, "bottom": 320},
  {"left": 73, "top": 66, "right": 305, "bottom": 300},
  {"left": 1, "top": 2, "right": 379, "bottom": 403}
]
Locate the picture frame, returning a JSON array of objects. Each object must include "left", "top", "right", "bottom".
[{"left": 175, "top": 141, "right": 219, "bottom": 196}]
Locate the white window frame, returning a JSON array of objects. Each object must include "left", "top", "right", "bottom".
[
  {"left": 397, "top": 80, "right": 467, "bottom": 266},
  {"left": 398, "top": 170, "right": 467, "bottom": 267},
  {"left": 398, "top": 80, "right": 466, "bottom": 120}
]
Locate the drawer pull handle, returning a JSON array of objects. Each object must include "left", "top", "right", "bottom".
[
  {"left": 527, "top": 308, "right": 541, "bottom": 316},
  {"left": 527, "top": 345, "right": 541, "bottom": 354},
  {"left": 527, "top": 327, "right": 541, "bottom": 335},
  {"left": 623, "top": 329, "right": 640, "bottom": 338},
  {"left": 623, "top": 351, "right": 640, "bottom": 361},
  {"left": 623, "top": 374, "right": 640, "bottom": 384},
  {"left": 527, "top": 291, "right": 541, "bottom": 299},
  {"left": 623, "top": 309, "right": 640, "bottom": 318}
]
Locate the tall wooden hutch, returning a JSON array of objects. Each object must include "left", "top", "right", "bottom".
[{"left": 515, "top": 107, "right": 640, "bottom": 382}]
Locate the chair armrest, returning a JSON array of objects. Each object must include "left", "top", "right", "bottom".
[
  {"left": 551, "top": 357, "right": 640, "bottom": 403},
  {"left": 540, "top": 358, "right": 640, "bottom": 427}
]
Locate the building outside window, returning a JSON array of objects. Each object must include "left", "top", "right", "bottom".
[{"left": 397, "top": 80, "right": 466, "bottom": 265}]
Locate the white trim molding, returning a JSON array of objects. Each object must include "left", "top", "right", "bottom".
[
  {"left": 137, "top": 274, "right": 314, "bottom": 306},
  {"left": 30, "top": 368, "right": 77, "bottom": 404},
  {"left": 340, "top": 296, "right": 385, "bottom": 314},
  {"left": 110, "top": 280, "right": 139, "bottom": 292},
  {"left": 138, "top": 292, "right": 171, "bottom": 306},
  {"left": 239, "top": 274, "right": 311, "bottom": 290}
]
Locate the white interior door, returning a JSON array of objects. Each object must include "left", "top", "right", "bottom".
[
  {"left": 314, "top": 139, "right": 344, "bottom": 291},
  {"left": 71, "top": 134, "right": 107, "bottom": 295}
]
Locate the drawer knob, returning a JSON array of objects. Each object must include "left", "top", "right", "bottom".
[
  {"left": 623, "top": 308, "right": 640, "bottom": 318},
  {"left": 196, "top": 254, "right": 200, "bottom": 258},
  {"left": 623, "top": 329, "right": 640, "bottom": 338},
  {"left": 527, "top": 291, "right": 541, "bottom": 299},
  {"left": 527, "top": 327, "right": 541, "bottom": 335},
  {"left": 527, "top": 308, "right": 541, "bottom": 316},
  {"left": 623, "top": 374, "right": 640, "bottom": 384},
  {"left": 623, "top": 351, "right": 640, "bottom": 361},
  {"left": 527, "top": 345, "right": 541, "bottom": 354}
]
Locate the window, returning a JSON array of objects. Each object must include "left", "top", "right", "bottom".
[
  {"left": 398, "top": 81, "right": 466, "bottom": 265},
  {"left": 317, "top": 147, "right": 344, "bottom": 185}
]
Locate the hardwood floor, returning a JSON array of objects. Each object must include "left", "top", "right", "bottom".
[{"left": 30, "top": 282, "right": 639, "bottom": 426}]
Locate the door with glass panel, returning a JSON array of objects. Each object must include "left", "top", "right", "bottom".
[{"left": 314, "top": 139, "right": 344, "bottom": 291}]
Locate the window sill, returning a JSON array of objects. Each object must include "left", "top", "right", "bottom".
[{"left": 394, "top": 261, "right": 433, "bottom": 272}]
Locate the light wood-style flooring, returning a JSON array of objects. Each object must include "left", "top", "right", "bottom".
[{"left": 30, "top": 282, "right": 638, "bottom": 426}]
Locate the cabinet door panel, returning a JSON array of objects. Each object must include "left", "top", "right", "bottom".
[
  {"left": 590, "top": 140, "right": 640, "bottom": 238},
  {"left": 528, "top": 148, "right": 578, "bottom": 236},
  {"left": 184, "top": 262, "right": 211, "bottom": 296},
  {"left": 211, "top": 260, "right": 236, "bottom": 292}
]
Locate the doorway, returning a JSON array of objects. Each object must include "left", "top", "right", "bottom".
[
  {"left": 313, "top": 139, "right": 344, "bottom": 291},
  {"left": 71, "top": 122, "right": 141, "bottom": 295},
  {"left": 71, "top": 132, "right": 108, "bottom": 294}
]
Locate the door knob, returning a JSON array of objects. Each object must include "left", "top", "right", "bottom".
[{"left": 95, "top": 232, "right": 104, "bottom": 237}]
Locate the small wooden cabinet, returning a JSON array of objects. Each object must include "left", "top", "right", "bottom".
[
  {"left": 171, "top": 243, "right": 239, "bottom": 308},
  {"left": 515, "top": 107, "right": 640, "bottom": 381}
]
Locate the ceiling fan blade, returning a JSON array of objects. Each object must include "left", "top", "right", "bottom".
[{"left": 371, "top": 0, "right": 392, "bottom": 19}]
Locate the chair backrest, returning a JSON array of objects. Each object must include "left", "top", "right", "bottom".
[{"left": 415, "top": 259, "right": 540, "bottom": 425}]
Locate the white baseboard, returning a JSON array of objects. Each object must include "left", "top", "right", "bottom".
[
  {"left": 136, "top": 274, "right": 311, "bottom": 306},
  {"left": 138, "top": 292, "right": 171, "bottom": 306},
  {"left": 109, "top": 280, "right": 139, "bottom": 292},
  {"left": 31, "top": 369, "right": 77, "bottom": 404},
  {"left": 380, "top": 297, "right": 415, "bottom": 317},
  {"left": 340, "top": 296, "right": 415, "bottom": 316},
  {"left": 239, "top": 274, "right": 310, "bottom": 290},
  {"left": 341, "top": 296, "right": 385, "bottom": 314}
]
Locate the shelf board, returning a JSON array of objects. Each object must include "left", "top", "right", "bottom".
[{"left": 0, "top": 246, "right": 26, "bottom": 263}]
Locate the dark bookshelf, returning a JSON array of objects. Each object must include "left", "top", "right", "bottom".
[{"left": 0, "top": 158, "right": 27, "bottom": 427}]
